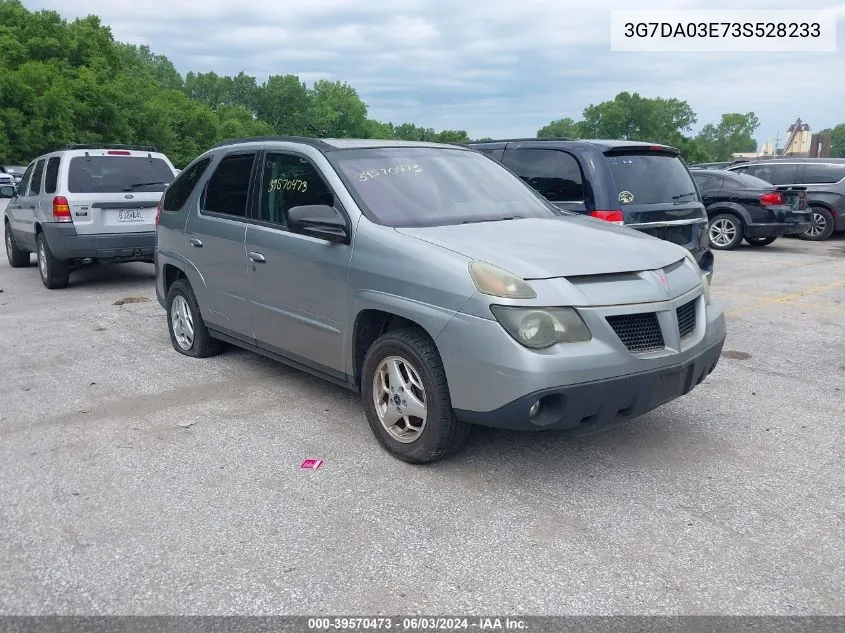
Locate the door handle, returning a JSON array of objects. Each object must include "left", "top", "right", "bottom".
[
  {"left": 189, "top": 237, "right": 203, "bottom": 247},
  {"left": 248, "top": 251, "right": 266, "bottom": 263}
]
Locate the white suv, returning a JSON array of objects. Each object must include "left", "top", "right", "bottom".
[{"left": 4, "top": 145, "right": 178, "bottom": 288}]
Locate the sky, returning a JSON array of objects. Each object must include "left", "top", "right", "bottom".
[{"left": 22, "top": 0, "right": 845, "bottom": 146}]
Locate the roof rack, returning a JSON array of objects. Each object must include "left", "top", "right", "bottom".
[
  {"left": 471, "top": 137, "right": 573, "bottom": 144},
  {"left": 62, "top": 144, "right": 158, "bottom": 152},
  {"left": 209, "top": 135, "right": 332, "bottom": 150}
]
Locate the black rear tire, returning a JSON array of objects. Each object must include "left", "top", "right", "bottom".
[
  {"left": 744, "top": 236, "right": 777, "bottom": 247},
  {"left": 799, "top": 207, "right": 835, "bottom": 241},
  {"left": 5, "top": 222, "right": 30, "bottom": 268},
  {"left": 361, "top": 327, "right": 469, "bottom": 464},
  {"left": 165, "top": 278, "right": 225, "bottom": 358},
  {"left": 708, "top": 213, "right": 744, "bottom": 250},
  {"left": 36, "top": 233, "right": 69, "bottom": 289}
]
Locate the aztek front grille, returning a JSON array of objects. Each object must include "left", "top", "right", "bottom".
[
  {"left": 677, "top": 299, "right": 697, "bottom": 340},
  {"left": 606, "top": 312, "right": 664, "bottom": 353}
]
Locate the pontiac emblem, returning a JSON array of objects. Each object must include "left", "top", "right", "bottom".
[{"left": 655, "top": 270, "right": 669, "bottom": 293}]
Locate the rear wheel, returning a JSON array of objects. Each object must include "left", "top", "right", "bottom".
[
  {"left": 5, "top": 222, "right": 30, "bottom": 267},
  {"left": 744, "top": 236, "right": 777, "bottom": 247},
  {"left": 166, "top": 278, "right": 224, "bottom": 358},
  {"left": 361, "top": 327, "right": 469, "bottom": 464},
  {"left": 800, "top": 207, "right": 835, "bottom": 241},
  {"left": 708, "top": 214, "right": 743, "bottom": 250},
  {"left": 36, "top": 233, "right": 69, "bottom": 289}
]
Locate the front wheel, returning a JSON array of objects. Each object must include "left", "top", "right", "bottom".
[
  {"left": 5, "top": 222, "right": 30, "bottom": 267},
  {"left": 745, "top": 236, "right": 777, "bottom": 247},
  {"left": 36, "top": 233, "right": 69, "bottom": 289},
  {"left": 708, "top": 214, "right": 743, "bottom": 250},
  {"left": 800, "top": 207, "right": 835, "bottom": 241},
  {"left": 361, "top": 328, "right": 469, "bottom": 464}
]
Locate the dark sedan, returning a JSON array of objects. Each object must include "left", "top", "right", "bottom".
[{"left": 691, "top": 169, "right": 811, "bottom": 250}]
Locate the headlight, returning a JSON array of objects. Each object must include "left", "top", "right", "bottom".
[
  {"left": 490, "top": 306, "right": 591, "bottom": 349},
  {"left": 469, "top": 261, "right": 536, "bottom": 299},
  {"left": 683, "top": 251, "right": 711, "bottom": 305}
]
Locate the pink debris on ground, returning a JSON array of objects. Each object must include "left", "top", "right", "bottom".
[{"left": 300, "top": 458, "right": 324, "bottom": 470}]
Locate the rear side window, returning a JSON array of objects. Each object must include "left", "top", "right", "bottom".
[
  {"left": 606, "top": 153, "right": 697, "bottom": 205},
  {"left": 44, "top": 157, "right": 60, "bottom": 194},
  {"left": 163, "top": 158, "right": 211, "bottom": 211},
  {"left": 28, "top": 159, "right": 45, "bottom": 195},
  {"left": 502, "top": 149, "right": 584, "bottom": 201},
  {"left": 202, "top": 153, "right": 256, "bottom": 218},
  {"left": 67, "top": 156, "right": 175, "bottom": 193},
  {"left": 802, "top": 163, "right": 845, "bottom": 184},
  {"left": 743, "top": 164, "right": 799, "bottom": 186}
]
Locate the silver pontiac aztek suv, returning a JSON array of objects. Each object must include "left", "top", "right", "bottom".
[{"left": 155, "top": 137, "right": 726, "bottom": 463}]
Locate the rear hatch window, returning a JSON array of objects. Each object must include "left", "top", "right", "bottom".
[
  {"left": 605, "top": 152, "right": 699, "bottom": 206},
  {"left": 68, "top": 156, "right": 174, "bottom": 194}
]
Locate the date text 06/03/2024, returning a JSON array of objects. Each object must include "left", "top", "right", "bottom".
[{"left": 306, "top": 617, "right": 529, "bottom": 630}]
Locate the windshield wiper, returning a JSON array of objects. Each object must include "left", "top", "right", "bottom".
[
  {"left": 461, "top": 216, "right": 522, "bottom": 224},
  {"left": 672, "top": 191, "right": 697, "bottom": 201},
  {"left": 125, "top": 180, "right": 169, "bottom": 190}
]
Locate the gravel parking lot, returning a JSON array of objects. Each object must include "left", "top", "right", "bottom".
[{"left": 1, "top": 204, "right": 843, "bottom": 615}]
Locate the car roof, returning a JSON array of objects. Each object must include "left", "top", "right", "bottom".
[
  {"left": 468, "top": 138, "right": 680, "bottom": 153},
  {"left": 728, "top": 157, "right": 845, "bottom": 165},
  {"left": 209, "top": 136, "right": 469, "bottom": 152}
]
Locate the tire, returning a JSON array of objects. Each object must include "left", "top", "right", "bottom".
[
  {"left": 707, "top": 213, "right": 743, "bottom": 250},
  {"left": 5, "top": 221, "right": 30, "bottom": 268},
  {"left": 361, "top": 327, "right": 469, "bottom": 464},
  {"left": 36, "top": 233, "right": 69, "bottom": 289},
  {"left": 744, "top": 236, "right": 777, "bottom": 247},
  {"left": 165, "top": 278, "right": 224, "bottom": 358},
  {"left": 800, "top": 207, "right": 835, "bottom": 241}
]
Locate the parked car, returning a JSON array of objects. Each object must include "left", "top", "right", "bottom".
[
  {"left": 1, "top": 165, "right": 27, "bottom": 185},
  {"left": 155, "top": 136, "right": 726, "bottom": 463},
  {"left": 691, "top": 169, "right": 812, "bottom": 250},
  {"left": 467, "top": 139, "right": 714, "bottom": 281},
  {"left": 690, "top": 161, "right": 731, "bottom": 170},
  {"left": 4, "top": 144, "right": 178, "bottom": 288},
  {"left": 725, "top": 158, "right": 845, "bottom": 241}
]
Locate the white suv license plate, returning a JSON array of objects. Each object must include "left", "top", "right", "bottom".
[{"left": 117, "top": 210, "right": 144, "bottom": 223}]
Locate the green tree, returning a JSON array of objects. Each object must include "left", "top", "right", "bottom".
[
  {"left": 695, "top": 112, "right": 759, "bottom": 160},
  {"left": 537, "top": 117, "right": 584, "bottom": 139},
  {"left": 825, "top": 124, "right": 845, "bottom": 158},
  {"left": 255, "top": 74, "right": 310, "bottom": 135},
  {"left": 579, "top": 92, "right": 697, "bottom": 144},
  {"left": 308, "top": 80, "right": 368, "bottom": 137}
]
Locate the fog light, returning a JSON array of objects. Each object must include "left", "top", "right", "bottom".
[{"left": 528, "top": 400, "right": 541, "bottom": 418}]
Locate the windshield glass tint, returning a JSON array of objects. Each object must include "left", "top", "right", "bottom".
[
  {"left": 68, "top": 156, "right": 174, "bottom": 193},
  {"left": 606, "top": 153, "right": 698, "bottom": 205},
  {"left": 329, "top": 147, "right": 556, "bottom": 227}
]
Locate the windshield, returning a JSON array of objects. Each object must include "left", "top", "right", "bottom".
[
  {"left": 68, "top": 156, "right": 175, "bottom": 194},
  {"left": 4, "top": 166, "right": 26, "bottom": 175},
  {"left": 724, "top": 172, "right": 777, "bottom": 190},
  {"left": 606, "top": 152, "right": 699, "bottom": 205},
  {"left": 328, "top": 147, "right": 557, "bottom": 227}
]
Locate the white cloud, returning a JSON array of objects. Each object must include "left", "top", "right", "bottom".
[{"left": 21, "top": 0, "right": 845, "bottom": 142}]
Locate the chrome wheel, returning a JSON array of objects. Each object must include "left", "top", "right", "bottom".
[
  {"left": 170, "top": 295, "right": 195, "bottom": 350},
  {"left": 372, "top": 355, "right": 427, "bottom": 444},
  {"left": 709, "top": 218, "right": 738, "bottom": 247},
  {"left": 806, "top": 211, "right": 827, "bottom": 238},
  {"left": 5, "top": 230, "right": 11, "bottom": 258},
  {"left": 37, "top": 241, "right": 47, "bottom": 279}
]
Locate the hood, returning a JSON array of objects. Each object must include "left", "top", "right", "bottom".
[{"left": 396, "top": 216, "right": 687, "bottom": 279}]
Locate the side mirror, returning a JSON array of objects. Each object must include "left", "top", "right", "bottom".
[
  {"left": 287, "top": 204, "right": 349, "bottom": 243},
  {"left": 0, "top": 185, "right": 16, "bottom": 199}
]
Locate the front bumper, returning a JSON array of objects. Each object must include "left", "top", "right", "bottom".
[
  {"left": 745, "top": 221, "right": 810, "bottom": 238},
  {"left": 41, "top": 223, "right": 156, "bottom": 261},
  {"left": 437, "top": 288, "right": 726, "bottom": 431},
  {"left": 454, "top": 337, "right": 724, "bottom": 432}
]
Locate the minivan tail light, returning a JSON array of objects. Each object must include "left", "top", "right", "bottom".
[
  {"left": 155, "top": 200, "right": 162, "bottom": 226},
  {"left": 590, "top": 210, "right": 624, "bottom": 224},
  {"left": 760, "top": 192, "right": 784, "bottom": 206},
  {"left": 107, "top": 150, "right": 132, "bottom": 155},
  {"left": 52, "top": 196, "right": 72, "bottom": 222}
]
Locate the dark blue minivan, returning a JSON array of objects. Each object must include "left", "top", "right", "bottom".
[{"left": 468, "top": 139, "right": 714, "bottom": 280}]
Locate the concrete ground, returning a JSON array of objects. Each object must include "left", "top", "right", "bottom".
[{"left": 1, "top": 208, "right": 843, "bottom": 615}]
